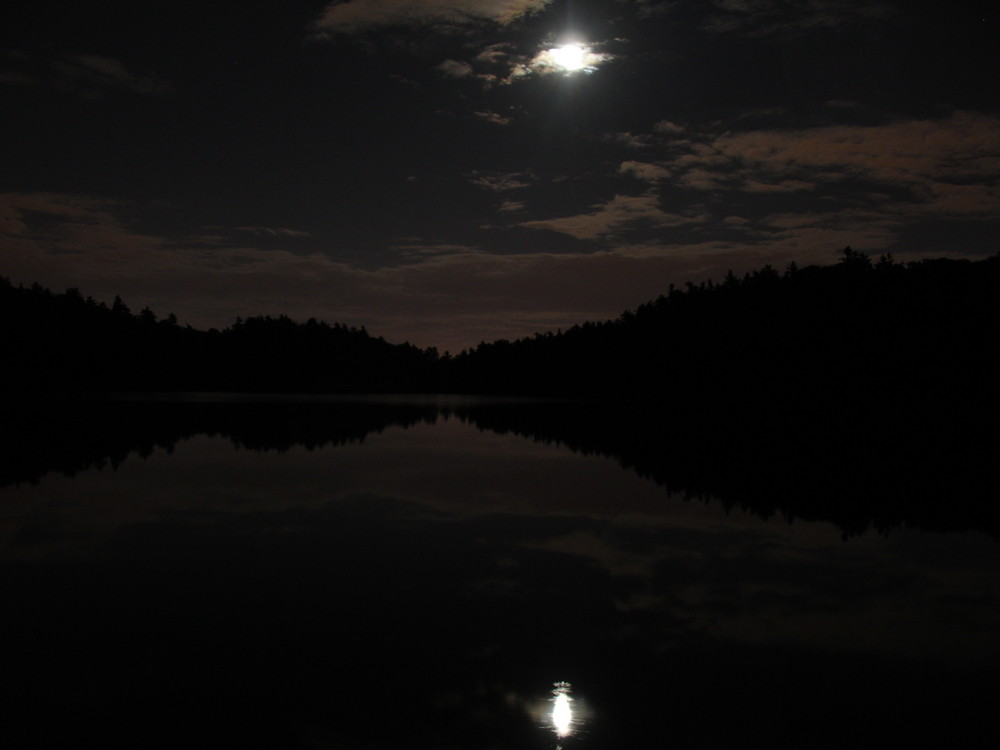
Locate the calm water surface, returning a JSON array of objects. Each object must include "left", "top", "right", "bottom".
[{"left": 2, "top": 398, "right": 998, "bottom": 748}]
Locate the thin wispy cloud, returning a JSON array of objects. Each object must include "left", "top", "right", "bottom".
[
  {"left": 234, "top": 227, "right": 312, "bottom": 239},
  {"left": 521, "top": 193, "right": 708, "bottom": 242},
  {"left": 473, "top": 110, "right": 512, "bottom": 125},
  {"left": 311, "top": 0, "right": 552, "bottom": 35},
  {"left": 467, "top": 171, "right": 533, "bottom": 192},
  {"left": 2, "top": 51, "right": 171, "bottom": 98},
  {"left": 700, "top": 0, "right": 897, "bottom": 37}
]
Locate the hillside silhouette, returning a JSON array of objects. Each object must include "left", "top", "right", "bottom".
[
  {"left": 3, "top": 248, "right": 999, "bottom": 404},
  {"left": 450, "top": 249, "right": 1000, "bottom": 407},
  {"left": 0, "top": 280, "right": 440, "bottom": 394}
]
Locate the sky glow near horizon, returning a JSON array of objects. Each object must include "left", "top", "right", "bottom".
[{"left": 1, "top": 1, "right": 997, "bottom": 353}]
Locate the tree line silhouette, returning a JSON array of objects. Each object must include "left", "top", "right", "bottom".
[
  {"left": 0, "top": 280, "right": 441, "bottom": 393},
  {"left": 3, "top": 248, "right": 999, "bottom": 406},
  {"left": 450, "top": 248, "right": 1000, "bottom": 407}
]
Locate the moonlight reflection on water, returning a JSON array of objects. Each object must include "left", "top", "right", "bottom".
[{"left": 551, "top": 681, "right": 575, "bottom": 741}]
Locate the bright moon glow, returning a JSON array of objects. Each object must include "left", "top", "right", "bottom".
[
  {"left": 549, "top": 44, "right": 588, "bottom": 71},
  {"left": 551, "top": 681, "right": 574, "bottom": 738}
]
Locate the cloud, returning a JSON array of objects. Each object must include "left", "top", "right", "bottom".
[
  {"left": 234, "top": 227, "right": 312, "bottom": 238},
  {"left": 619, "top": 161, "right": 672, "bottom": 182},
  {"left": 749, "top": 210, "right": 903, "bottom": 254},
  {"left": 633, "top": 0, "right": 682, "bottom": 20},
  {"left": 531, "top": 46, "right": 611, "bottom": 73},
  {"left": 607, "top": 132, "right": 655, "bottom": 149},
  {"left": 436, "top": 59, "right": 474, "bottom": 78},
  {"left": 585, "top": 111, "right": 999, "bottom": 267},
  {"left": 706, "top": 112, "right": 1000, "bottom": 215},
  {"left": 391, "top": 242, "right": 480, "bottom": 258},
  {"left": 467, "top": 171, "right": 532, "bottom": 192},
  {"left": 507, "top": 45, "right": 614, "bottom": 81},
  {"left": 824, "top": 99, "right": 862, "bottom": 110},
  {"left": 68, "top": 55, "right": 169, "bottom": 95},
  {"left": 700, "top": 0, "right": 897, "bottom": 37},
  {"left": 739, "top": 178, "right": 818, "bottom": 193},
  {"left": 311, "top": 0, "right": 552, "bottom": 34},
  {"left": 473, "top": 110, "right": 512, "bottom": 125},
  {"left": 624, "top": 111, "right": 1000, "bottom": 221},
  {"left": 521, "top": 193, "right": 707, "bottom": 241},
  {"left": 654, "top": 120, "right": 686, "bottom": 136},
  {"left": 0, "top": 193, "right": 166, "bottom": 259},
  {"left": 475, "top": 44, "right": 514, "bottom": 64},
  {"left": 7, "top": 52, "right": 173, "bottom": 98},
  {"left": 508, "top": 111, "right": 999, "bottom": 286},
  {"left": 442, "top": 41, "right": 614, "bottom": 88}
]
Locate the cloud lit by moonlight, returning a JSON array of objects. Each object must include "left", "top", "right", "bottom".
[
  {"left": 549, "top": 44, "right": 588, "bottom": 71},
  {"left": 516, "top": 42, "right": 610, "bottom": 78},
  {"left": 542, "top": 43, "right": 607, "bottom": 73}
]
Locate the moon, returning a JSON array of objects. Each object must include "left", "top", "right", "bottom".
[{"left": 549, "top": 44, "right": 588, "bottom": 72}]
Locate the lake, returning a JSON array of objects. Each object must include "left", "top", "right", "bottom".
[{"left": 2, "top": 395, "right": 998, "bottom": 749}]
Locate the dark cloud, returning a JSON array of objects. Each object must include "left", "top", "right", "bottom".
[
  {"left": 466, "top": 171, "right": 534, "bottom": 192},
  {"left": 699, "top": 0, "right": 898, "bottom": 37},
  {"left": 310, "top": 0, "right": 554, "bottom": 35},
  {"left": 473, "top": 110, "right": 513, "bottom": 125},
  {"left": 436, "top": 58, "right": 475, "bottom": 78},
  {"left": 1, "top": 49, "right": 170, "bottom": 98},
  {"left": 233, "top": 226, "right": 312, "bottom": 239}
]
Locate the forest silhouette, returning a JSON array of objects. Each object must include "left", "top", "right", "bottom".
[
  {"left": 0, "top": 282, "right": 441, "bottom": 394},
  {"left": 3, "top": 248, "right": 999, "bottom": 405},
  {"left": 450, "top": 248, "right": 1000, "bottom": 406}
]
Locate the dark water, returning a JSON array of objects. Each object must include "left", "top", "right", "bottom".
[{"left": 2, "top": 396, "right": 999, "bottom": 748}]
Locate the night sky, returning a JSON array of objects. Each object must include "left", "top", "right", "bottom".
[{"left": 2, "top": 1, "right": 997, "bottom": 352}]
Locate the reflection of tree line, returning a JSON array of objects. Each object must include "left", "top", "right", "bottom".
[
  {"left": 0, "top": 399, "right": 439, "bottom": 489},
  {"left": 450, "top": 400, "right": 1000, "bottom": 538},
  {"left": 3, "top": 397, "right": 997, "bottom": 538}
]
